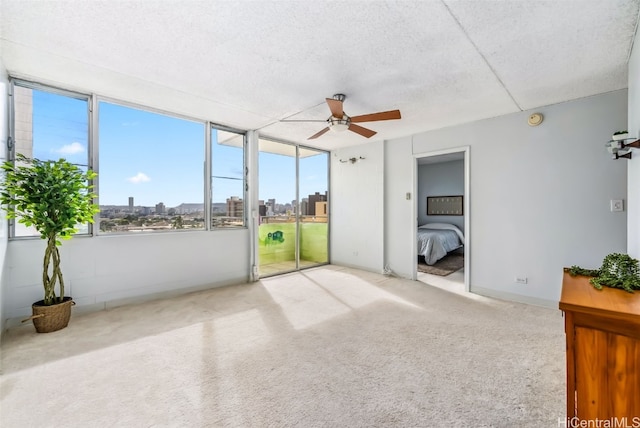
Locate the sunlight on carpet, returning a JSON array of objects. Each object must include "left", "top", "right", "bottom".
[{"left": 261, "top": 269, "right": 421, "bottom": 330}]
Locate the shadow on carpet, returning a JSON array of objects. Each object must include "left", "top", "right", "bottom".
[{"left": 418, "top": 252, "right": 464, "bottom": 276}]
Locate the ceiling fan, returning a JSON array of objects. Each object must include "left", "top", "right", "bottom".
[{"left": 281, "top": 94, "right": 401, "bottom": 140}]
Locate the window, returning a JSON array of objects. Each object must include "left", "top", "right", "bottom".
[
  {"left": 11, "top": 82, "right": 90, "bottom": 237},
  {"left": 9, "top": 80, "right": 248, "bottom": 237},
  {"left": 211, "top": 127, "right": 246, "bottom": 228},
  {"left": 98, "top": 101, "right": 205, "bottom": 233}
]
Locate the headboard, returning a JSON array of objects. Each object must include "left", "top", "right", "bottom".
[{"left": 426, "top": 195, "right": 463, "bottom": 216}]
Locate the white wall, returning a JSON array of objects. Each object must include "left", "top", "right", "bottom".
[
  {"left": 627, "top": 28, "right": 640, "bottom": 259},
  {"left": 0, "top": 58, "right": 8, "bottom": 334},
  {"left": 383, "top": 136, "right": 414, "bottom": 277},
  {"left": 330, "top": 141, "right": 384, "bottom": 272},
  {"left": 4, "top": 230, "right": 250, "bottom": 324},
  {"left": 417, "top": 160, "right": 464, "bottom": 232},
  {"left": 382, "top": 90, "right": 628, "bottom": 305}
]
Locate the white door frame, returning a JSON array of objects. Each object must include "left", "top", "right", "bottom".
[{"left": 412, "top": 146, "right": 470, "bottom": 292}]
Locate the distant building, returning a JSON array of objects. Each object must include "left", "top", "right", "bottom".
[
  {"left": 226, "top": 196, "right": 243, "bottom": 218},
  {"left": 128, "top": 197, "right": 134, "bottom": 212},
  {"left": 300, "top": 198, "right": 308, "bottom": 216},
  {"left": 315, "top": 201, "right": 328, "bottom": 217},
  {"left": 265, "top": 200, "right": 274, "bottom": 216},
  {"left": 308, "top": 192, "right": 327, "bottom": 216},
  {"left": 13, "top": 86, "right": 34, "bottom": 159},
  {"left": 155, "top": 202, "right": 166, "bottom": 215},
  {"left": 258, "top": 200, "right": 267, "bottom": 217}
]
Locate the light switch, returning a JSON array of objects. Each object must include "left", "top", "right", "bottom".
[{"left": 611, "top": 199, "right": 624, "bottom": 212}]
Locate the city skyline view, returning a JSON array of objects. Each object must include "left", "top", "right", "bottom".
[
  {"left": 100, "top": 191, "right": 328, "bottom": 211},
  {"left": 30, "top": 89, "right": 328, "bottom": 208},
  {"left": 13, "top": 85, "right": 329, "bottom": 236}
]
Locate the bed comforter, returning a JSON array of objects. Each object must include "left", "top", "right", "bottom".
[{"left": 417, "top": 224, "right": 464, "bottom": 265}]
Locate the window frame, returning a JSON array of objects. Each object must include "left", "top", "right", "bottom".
[
  {"left": 8, "top": 78, "right": 94, "bottom": 239},
  {"left": 5, "top": 79, "right": 251, "bottom": 239},
  {"left": 209, "top": 122, "right": 248, "bottom": 230}
]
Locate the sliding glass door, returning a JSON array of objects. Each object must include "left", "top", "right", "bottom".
[
  {"left": 258, "top": 140, "right": 297, "bottom": 276},
  {"left": 258, "top": 139, "right": 328, "bottom": 277},
  {"left": 299, "top": 147, "right": 329, "bottom": 266}
]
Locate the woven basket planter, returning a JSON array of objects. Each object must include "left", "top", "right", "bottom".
[{"left": 23, "top": 297, "right": 75, "bottom": 333}]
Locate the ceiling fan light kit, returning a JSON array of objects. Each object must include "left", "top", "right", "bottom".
[
  {"left": 329, "top": 117, "right": 350, "bottom": 132},
  {"left": 281, "top": 93, "right": 402, "bottom": 140}
]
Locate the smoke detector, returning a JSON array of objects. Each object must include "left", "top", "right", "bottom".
[{"left": 528, "top": 113, "right": 544, "bottom": 126}]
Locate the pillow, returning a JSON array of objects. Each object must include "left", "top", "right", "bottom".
[{"left": 418, "top": 223, "right": 456, "bottom": 230}]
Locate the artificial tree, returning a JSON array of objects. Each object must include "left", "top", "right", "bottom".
[{"left": 1, "top": 154, "right": 99, "bottom": 306}]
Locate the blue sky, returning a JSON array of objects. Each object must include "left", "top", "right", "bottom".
[{"left": 30, "top": 90, "right": 328, "bottom": 207}]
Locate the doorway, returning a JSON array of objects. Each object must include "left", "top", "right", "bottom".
[
  {"left": 413, "top": 147, "right": 470, "bottom": 293},
  {"left": 257, "top": 138, "right": 329, "bottom": 277}
]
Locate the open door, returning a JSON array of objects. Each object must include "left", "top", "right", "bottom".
[{"left": 414, "top": 147, "right": 470, "bottom": 293}]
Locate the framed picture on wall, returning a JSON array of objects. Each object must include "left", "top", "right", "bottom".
[{"left": 427, "top": 195, "right": 463, "bottom": 216}]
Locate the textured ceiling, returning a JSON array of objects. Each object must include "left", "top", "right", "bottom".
[{"left": 1, "top": 0, "right": 638, "bottom": 151}]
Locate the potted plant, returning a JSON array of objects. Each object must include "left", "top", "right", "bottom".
[
  {"left": 0, "top": 154, "right": 99, "bottom": 332},
  {"left": 612, "top": 130, "right": 629, "bottom": 141},
  {"left": 565, "top": 253, "right": 640, "bottom": 293}
]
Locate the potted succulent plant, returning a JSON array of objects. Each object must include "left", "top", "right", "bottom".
[
  {"left": 565, "top": 253, "right": 640, "bottom": 293},
  {"left": 0, "top": 154, "right": 99, "bottom": 332},
  {"left": 612, "top": 130, "right": 629, "bottom": 141}
]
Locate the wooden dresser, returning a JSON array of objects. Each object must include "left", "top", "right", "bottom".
[{"left": 559, "top": 272, "right": 640, "bottom": 420}]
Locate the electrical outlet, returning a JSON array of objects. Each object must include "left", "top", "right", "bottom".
[
  {"left": 611, "top": 199, "right": 624, "bottom": 212},
  {"left": 515, "top": 277, "right": 528, "bottom": 285}
]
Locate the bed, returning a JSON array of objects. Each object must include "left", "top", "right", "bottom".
[{"left": 417, "top": 223, "right": 464, "bottom": 265}]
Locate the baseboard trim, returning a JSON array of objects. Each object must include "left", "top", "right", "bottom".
[
  {"left": 471, "top": 286, "right": 558, "bottom": 309},
  {"left": 330, "top": 262, "right": 386, "bottom": 276},
  {"left": 4, "top": 277, "right": 248, "bottom": 331}
]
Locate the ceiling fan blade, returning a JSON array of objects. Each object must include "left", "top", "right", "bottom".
[
  {"left": 348, "top": 123, "right": 377, "bottom": 138},
  {"left": 326, "top": 98, "right": 344, "bottom": 118},
  {"left": 308, "top": 127, "right": 330, "bottom": 140},
  {"left": 350, "top": 109, "right": 401, "bottom": 123}
]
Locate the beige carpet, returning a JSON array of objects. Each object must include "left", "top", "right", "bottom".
[{"left": 0, "top": 265, "right": 565, "bottom": 427}]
